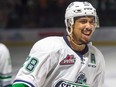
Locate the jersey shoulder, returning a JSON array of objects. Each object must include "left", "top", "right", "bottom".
[
  {"left": 30, "top": 36, "right": 66, "bottom": 52},
  {"left": 88, "top": 42, "right": 103, "bottom": 56}
]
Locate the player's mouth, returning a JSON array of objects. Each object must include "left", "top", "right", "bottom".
[{"left": 81, "top": 28, "right": 92, "bottom": 36}]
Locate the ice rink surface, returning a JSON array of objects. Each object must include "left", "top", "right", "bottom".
[{"left": 9, "top": 45, "right": 116, "bottom": 87}]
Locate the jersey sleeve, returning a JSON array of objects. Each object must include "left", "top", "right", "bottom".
[
  {"left": 12, "top": 40, "right": 60, "bottom": 87},
  {"left": 0, "top": 43, "right": 12, "bottom": 86}
]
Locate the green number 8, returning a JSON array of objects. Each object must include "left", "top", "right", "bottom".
[{"left": 26, "top": 57, "right": 38, "bottom": 72}]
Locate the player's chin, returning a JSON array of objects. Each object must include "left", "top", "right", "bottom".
[
  {"left": 81, "top": 34, "right": 92, "bottom": 44},
  {"left": 80, "top": 39, "right": 90, "bottom": 45}
]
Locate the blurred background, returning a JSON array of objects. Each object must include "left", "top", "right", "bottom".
[
  {"left": 0, "top": 0, "right": 116, "bottom": 28},
  {"left": 0, "top": 0, "right": 116, "bottom": 87}
]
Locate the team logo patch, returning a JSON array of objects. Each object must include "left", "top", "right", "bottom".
[
  {"left": 60, "top": 54, "right": 75, "bottom": 65},
  {"left": 75, "top": 72, "right": 87, "bottom": 84}
]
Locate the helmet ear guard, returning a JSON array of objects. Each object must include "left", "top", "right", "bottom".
[
  {"left": 65, "top": 17, "right": 74, "bottom": 35},
  {"left": 95, "top": 15, "right": 100, "bottom": 28}
]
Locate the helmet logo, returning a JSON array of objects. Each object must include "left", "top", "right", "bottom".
[{"left": 73, "top": 9, "right": 81, "bottom": 13}]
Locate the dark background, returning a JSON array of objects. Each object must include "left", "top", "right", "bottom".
[{"left": 0, "top": 0, "right": 116, "bottom": 29}]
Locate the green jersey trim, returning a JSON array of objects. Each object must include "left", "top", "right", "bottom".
[
  {"left": 0, "top": 76, "right": 12, "bottom": 79},
  {"left": 12, "top": 83, "right": 29, "bottom": 87}
]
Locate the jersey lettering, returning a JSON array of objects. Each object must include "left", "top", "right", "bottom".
[{"left": 55, "top": 80, "right": 89, "bottom": 87}]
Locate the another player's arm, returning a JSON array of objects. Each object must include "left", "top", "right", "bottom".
[{"left": 0, "top": 44, "right": 12, "bottom": 87}]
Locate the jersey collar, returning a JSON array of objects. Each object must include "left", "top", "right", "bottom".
[{"left": 63, "top": 35, "right": 89, "bottom": 59}]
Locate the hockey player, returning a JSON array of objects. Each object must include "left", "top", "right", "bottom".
[
  {"left": 12, "top": 1, "right": 105, "bottom": 87},
  {"left": 0, "top": 43, "right": 12, "bottom": 87}
]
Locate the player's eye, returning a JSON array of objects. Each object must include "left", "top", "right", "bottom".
[
  {"left": 78, "top": 19, "right": 88, "bottom": 24},
  {"left": 78, "top": 19, "right": 95, "bottom": 25}
]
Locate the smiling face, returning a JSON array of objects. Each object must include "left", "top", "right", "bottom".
[{"left": 71, "top": 16, "right": 95, "bottom": 45}]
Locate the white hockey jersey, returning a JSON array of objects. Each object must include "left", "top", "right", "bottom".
[
  {"left": 0, "top": 43, "right": 12, "bottom": 86},
  {"left": 12, "top": 36, "right": 105, "bottom": 87}
]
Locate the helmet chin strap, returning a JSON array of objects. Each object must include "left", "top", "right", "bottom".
[
  {"left": 68, "top": 26, "right": 85, "bottom": 51},
  {"left": 68, "top": 34, "right": 86, "bottom": 51},
  {"left": 68, "top": 24, "right": 78, "bottom": 45}
]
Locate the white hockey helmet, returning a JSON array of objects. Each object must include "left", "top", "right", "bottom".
[{"left": 65, "top": 1, "right": 99, "bottom": 35}]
